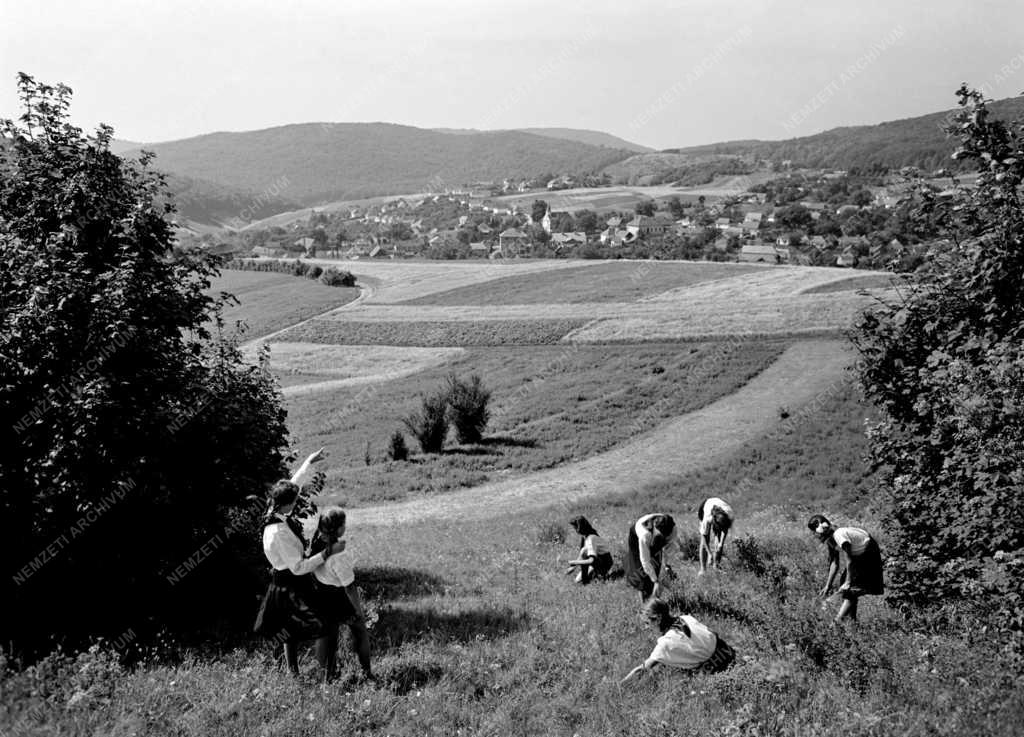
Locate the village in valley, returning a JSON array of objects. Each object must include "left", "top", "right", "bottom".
[{"left": 190, "top": 164, "right": 952, "bottom": 274}]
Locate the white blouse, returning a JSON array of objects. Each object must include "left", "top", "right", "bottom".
[
  {"left": 648, "top": 616, "right": 718, "bottom": 670},
  {"left": 635, "top": 513, "right": 676, "bottom": 582},
  {"left": 261, "top": 520, "right": 325, "bottom": 575},
  {"left": 832, "top": 527, "right": 871, "bottom": 556},
  {"left": 699, "top": 497, "right": 734, "bottom": 537},
  {"left": 314, "top": 550, "right": 356, "bottom": 588},
  {"left": 580, "top": 534, "right": 610, "bottom": 559}
]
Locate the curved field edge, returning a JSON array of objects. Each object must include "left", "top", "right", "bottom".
[
  {"left": 208, "top": 271, "right": 361, "bottom": 341},
  {"left": 284, "top": 341, "right": 788, "bottom": 505},
  {"left": 312, "top": 340, "right": 846, "bottom": 519}
]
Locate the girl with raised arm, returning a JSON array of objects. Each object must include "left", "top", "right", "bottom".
[{"left": 253, "top": 448, "right": 342, "bottom": 680}]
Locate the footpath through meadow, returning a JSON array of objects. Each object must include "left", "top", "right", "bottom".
[{"left": 348, "top": 339, "right": 854, "bottom": 526}]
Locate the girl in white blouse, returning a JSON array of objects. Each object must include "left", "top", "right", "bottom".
[
  {"left": 566, "top": 515, "right": 614, "bottom": 584},
  {"left": 620, "top": 598, "right": 734, "bottom": 684},
  {"left": 807, "top": 514, "right": 884, "bottom": 623},
  {"left": 310, "top": 507, "right": 372, "bottom": 681},
  {"left": 697, "top": 497, "right": 735, "bottom": 575},
  {"left": 624, "top": 513, "right": 677, "bottom": 601},
  {"left": 254, "top": 448, "right": 343, "bottom": 679}
]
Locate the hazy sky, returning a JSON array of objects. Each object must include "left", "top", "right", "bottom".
[{"left": 2, "top": 0, "right": 1023, "bottom": 149}]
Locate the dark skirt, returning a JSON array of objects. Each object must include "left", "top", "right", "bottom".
[
  {"left": 698, "top": 635, "right": 735, "bottom": 674},
  {"left": 312, "top": 580, "right": 359, "bottom": 626},
  {"left": 843, "top": 537, "right": 884, "bottom": 598},
  {"left": 592, "top": 551, "right": 614, "bottom": 577},
  {"left": 624, "top": 525, "right": 661, "bottom": 596},
  {"left": 254, "top": 569, "right": 330, "bottom": 641}
]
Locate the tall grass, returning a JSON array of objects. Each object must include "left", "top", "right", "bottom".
[{"left": 5, "top": 382, "right": 1020, "bottom": 735}]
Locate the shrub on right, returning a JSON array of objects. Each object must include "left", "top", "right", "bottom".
[{"left": 851, "top": 85, "right": 1024, "bottom": 660}]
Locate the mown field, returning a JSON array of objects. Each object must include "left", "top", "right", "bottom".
[
  {"left": 283, "top": 340, "right": 787, "bottom": 505},
  {"left": 276, "top": 319, "right": 588, "bottom": 347},
  {"left": 7, "top": 385, "right": 1019, "bottom": 736},
  {"left": 208, "top": 270, "right": 360, "bottom": 340},
  {"left": 401, "top": 262, "right": 764, "bottom": 306}
]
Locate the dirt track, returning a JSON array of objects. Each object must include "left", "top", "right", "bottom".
[{"left": 347, "top": 339, "right": 854, "bottom": 527}]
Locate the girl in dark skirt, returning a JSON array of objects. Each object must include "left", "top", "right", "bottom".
[
  {"left": 624, "top": 513, "right": 677, "bottom": 601},
  {"left": 807, "top": 514, "right": 884, "bottom": 623},
  {"left": 620, "top": 598, "right": 734, "bottom": 684},
  {"left": 254, "top": 448, "right": 343, "bottom": 679},
  {"left": 309, "top": 507, "right": 373, "bottom": 680},
  {"left": 566, "top": 516, "right": 614, "bottom": 584}
]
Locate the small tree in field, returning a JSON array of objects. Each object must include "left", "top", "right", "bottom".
[
  {"left": 446, "top": 373, "right": 492, "bottom": 444},
  {"left": 852, "top": 86, "right": 1024, "bottom": 650},
  {"left": 387, "top": 430, "right": 409, "bottom": 461},
  {"left": 403, "top": 390, "right": 449, "bottom": 454},
  {"left": 0, "top": 75, "right": 289, "bottom": 652}
]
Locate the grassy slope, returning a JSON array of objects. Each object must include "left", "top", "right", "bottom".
[
  {"left": 283, "top": 341, "right": 787, "bottom": 505},
  {"left": 9, "top": 385, "right": 1020, "bottom": 736},
  {"left": 209, "top": 271, "right": 360, "bottom": 340},
  {"left": 400, "top": 262, "right": 764, "bottom": 305}
]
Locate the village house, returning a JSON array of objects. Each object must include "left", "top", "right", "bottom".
[
  {"left": 497, "top": 227, "right": 529, "bottom": 257},
  {"left": 627, "top": 215, "right": 672, "bottom": 237},
  {"left": 739, "top": 244, "right": 789, "bottom": 264},
  {"left": 550, "top": 232, "right": 587, "bottom": 248}
]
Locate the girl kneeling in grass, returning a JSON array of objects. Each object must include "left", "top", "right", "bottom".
[
  {"left": 566, "top": 516, "right": 614, "bottom": 584},
  {"left": 620, "top": 598, "right": 735, "bottom": 684},
  {"left": 310, "top": 507, "right": 373, "bottom": 681},
  {"left": 807, "top": 514, "right": 884, "bottom": 624}
]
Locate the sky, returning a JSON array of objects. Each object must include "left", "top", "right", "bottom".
[{"left": 2, "top": 0, "right": 1023, "bottom": 150}]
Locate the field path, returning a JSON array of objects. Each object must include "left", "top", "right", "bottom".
[{"left": 348, "top": 339, "right": 853, "bottom": 527}]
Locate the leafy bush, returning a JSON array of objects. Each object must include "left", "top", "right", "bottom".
[
  {"left": 446, "top": 373, "right": 492, "bottom": 444},
  {"left": 319, "top": 267, "right": 357, "bottom": 287},
  {"left": 224, "top": 258, "right": 354, "bottom": 288},
  {"left": 0, "top": 75, "right": 289, "bottom": 655},
  {"left": 852, "top": 86, "right": 1024, "bottom": 642},
  {"left": 402, "top": 390, "right": 450, "bottom": 454},
  {"left": 387, "top": 430, "right": 409, "bottom": 462}
]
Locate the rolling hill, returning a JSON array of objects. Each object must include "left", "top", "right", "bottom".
[
  {"left": 664, "top": 95, "right": 1024, "bottom": 171},
  {"left": 432, "top": 127, "right": 651, "bottom": 152},
  {"left": 121, "top": 124, "right": 634, "bottom": 206}
]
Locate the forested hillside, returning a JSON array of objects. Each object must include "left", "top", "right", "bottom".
[
  {"left": 122, "top": 124, "right": 634, "bottom": 205},
  {"left": 665, "top": 95, "right": 1024, "bottom": 171}
]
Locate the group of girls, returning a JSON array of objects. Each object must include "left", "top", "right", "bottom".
[
  {"left": 567, "top": 497, "right": 884, "bottom": 684},
  {"left": 253, "top": 449, "right": 372, "bottom": 683},
  {"left": 252, "top": 450, "right": 884, "bottom": 683}
]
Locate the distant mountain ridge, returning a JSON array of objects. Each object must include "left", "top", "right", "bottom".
[
  {"left": 433, "top": 127, "right": 652, "bottom": 153},
  {"left": 664, "top": 96, "right": 1024, "bottom": 171},
  {"left": 120, "top": 123, "right": 634, "bottom": 206}
]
